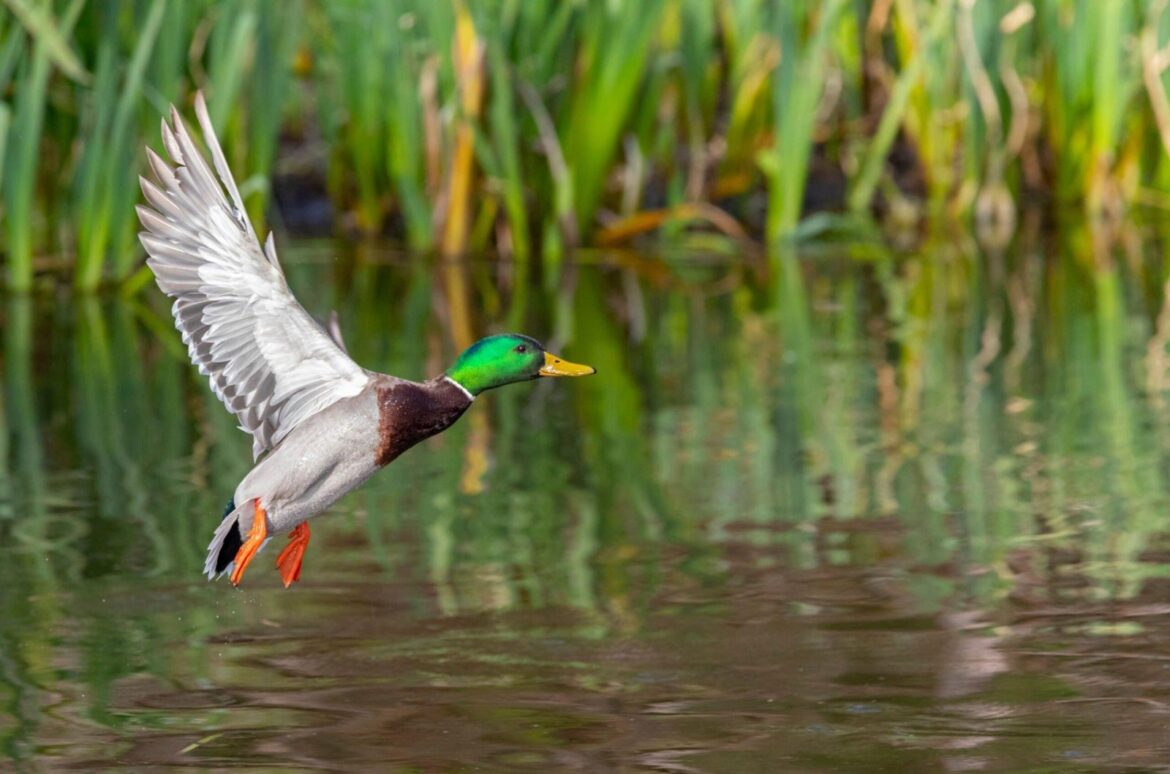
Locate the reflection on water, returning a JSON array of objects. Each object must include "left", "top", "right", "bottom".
[{"left": 5, "top": 229, "right": 1170, "bottom": 768}]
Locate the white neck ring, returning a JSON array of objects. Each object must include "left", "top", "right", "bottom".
[{"left": 444, "top": 375, "right": 475, "bottom": 401}]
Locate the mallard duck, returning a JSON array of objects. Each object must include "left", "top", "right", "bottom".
[{"left": 136, "top": 94, "right": 594, "bottom": 588}]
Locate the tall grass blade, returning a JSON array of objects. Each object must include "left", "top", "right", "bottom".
[
  {"left": 438, "top": 2, "right": 484, "bottom": 259},
  {"left": 4, "top": 0, "right": 83, "bottom": 290},
  {"left": 0, "top": 102, "right": 10, "bottom": 195},
  {"left": 479, "top": 23, "right": 530, "bottom": 272},
  {"left": 206, "top": 6, "right": 258, "bottom": 132},
  {"left": 1088, "top": 0, "right": 1131, "bottom": 207},
  {"left": 380, "top": 3, "right": 435, "bottom": 251},
  {"left": 323, "top": 1, "right": 392, "bottom": 233},
  {"left": 562, "top": 0, "right": 667, "bottom": 234},
  {"left": 2, "top": 0, "right": 88, "bottom": 84},
  {"left": 239, "top": 0, "right": 303, "bottom": 223},
  {"left": 4, "top": 44, "right": 49, "bottom": 291},
  {"left": 74, "top": 0, "right": 167, "bottom": 290},
  {"left": 849, "top": 1, "right": 949, "bottom": 215},
  {"left": 764, "top": 0, "right": 847, "bottom": 242}
]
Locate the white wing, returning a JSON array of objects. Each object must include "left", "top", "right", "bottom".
[{"left": 137, "top": 92, "right": 369, "bottom": 460}]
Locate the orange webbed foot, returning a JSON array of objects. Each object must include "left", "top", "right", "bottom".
[
  {"left": 230, "top": 500, "right": 268, "bottom": 587},
  {"left": 276, "top": 523, "right": 311, "bottom": 588}
]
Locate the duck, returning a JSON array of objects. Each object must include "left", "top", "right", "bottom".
[{"left": 136, "top": 93, "right": 595, "bottom": 588}]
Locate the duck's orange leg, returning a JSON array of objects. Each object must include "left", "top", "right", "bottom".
[
  {"left": 276, "top": 523, "right": 311, "bottom": 588},
  {"left": 230, "top": 500, "right": 268, "bottom": 587}
]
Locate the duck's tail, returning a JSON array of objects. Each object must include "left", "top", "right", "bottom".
[{"left": 204, "top": 498, "right": 247, "bottom": 580}]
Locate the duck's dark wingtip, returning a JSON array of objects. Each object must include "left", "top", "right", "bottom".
[
  {"left": 215, "top": 522, "right": 242, "bottom": 575},
  {"left": 212, "top": 498, "right": 243, "bottom": 576}
]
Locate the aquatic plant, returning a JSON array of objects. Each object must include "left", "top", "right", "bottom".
[{"left": 3, "top": 0, "right": 1170, "bottom": 289}]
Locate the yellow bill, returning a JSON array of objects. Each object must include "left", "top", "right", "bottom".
[{"left": 539, "top": 351, "right": 596, "bottom": 377}]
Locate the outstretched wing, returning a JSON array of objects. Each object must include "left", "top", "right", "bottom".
[{"left": 137, "top": 93, "right": 369, "bottom": 460}]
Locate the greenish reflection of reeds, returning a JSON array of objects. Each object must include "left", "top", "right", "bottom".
[{"left": 6, "top": 230, "right": 1170, "bottom": 762}]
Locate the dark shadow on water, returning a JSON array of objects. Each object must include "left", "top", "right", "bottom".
[{"left": 4, "top": 231, "right": 1170, "bottom": 768}]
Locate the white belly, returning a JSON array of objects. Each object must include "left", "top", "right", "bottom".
[{"left": 233, "top": 391, "right": 381, "bottom": 535}]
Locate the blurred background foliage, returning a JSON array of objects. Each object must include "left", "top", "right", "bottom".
[{"left": 3, "top": 0, "right": 1170, "bottom": 291}]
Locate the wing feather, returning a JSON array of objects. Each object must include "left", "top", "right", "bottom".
[{"left": 138, "top": 92, "right": 369, "bottom": 459}]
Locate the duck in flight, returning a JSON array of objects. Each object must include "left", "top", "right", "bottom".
[{"left": 136, "top": 94, "right": 594, "bottom": 587}]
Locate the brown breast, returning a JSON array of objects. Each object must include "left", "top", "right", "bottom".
[{"left": 374, "top": 377, "right": 472, "bottom": 466}]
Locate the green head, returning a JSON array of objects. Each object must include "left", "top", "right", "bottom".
[{"left": 445, "top": 334, "right": 595, "bottom": 396}]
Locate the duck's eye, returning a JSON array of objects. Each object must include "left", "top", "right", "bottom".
[{"left": 515, "top": 344, "right": 528, "bottom": 354}]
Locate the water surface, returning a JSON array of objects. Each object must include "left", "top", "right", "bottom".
[{"left": 4, "top": 234, "right": 1170, "bottom": 770}]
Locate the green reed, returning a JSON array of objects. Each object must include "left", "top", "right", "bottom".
[
  {"left": 8, "top": 1, "right": 1170, "bottom": 288},
  {"left": 72, "top": 1, "right": 167, "bottom": 291},
  {"left": 4, "top": 0, "right": 82, "bottom": 291},
  {"left": 763, "top": 0, "right": 846, "bottom": 240}
]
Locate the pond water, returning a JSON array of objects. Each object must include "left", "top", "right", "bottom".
[{"left": 5, "top": 231, "right": 1170, "bottom": 770}]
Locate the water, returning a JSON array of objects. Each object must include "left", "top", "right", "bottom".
[{"left": 5, "top": 235, "right": 1170, "bottom": 770}]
